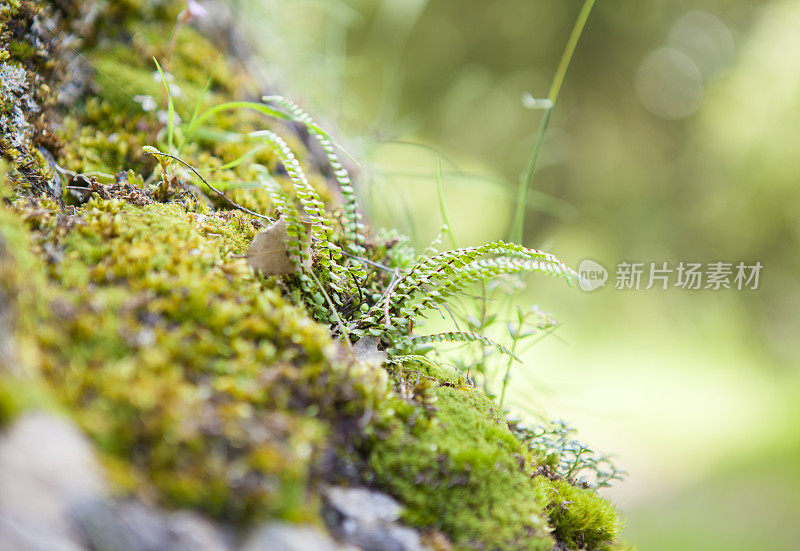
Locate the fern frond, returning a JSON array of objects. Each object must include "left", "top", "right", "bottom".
[
  {"left": 399, "top": 332, "right": 520, "bottom": 361},
  {"left": 263, "top": 95, "right": 365, "bottom": 255},
  {"left": 252, "top": 165, "right": 304, "bottom": 248},
  {"left": 358, "top": 242, "right": 578, "bottom": 334},
  {"left": 252, "top": 165, "right": 330, "bottom": 321},
  {"left": 408, "top": 257, "right": 575, "bottom": 320},
  {"left": 251, "top": 130, "right": 346, "bottom": 273},
  {"left": 251, "top": 130, "right": 329, "bottom": 232},
  {"left": 398, "top": 241, "right": 577, "bottom": 296}
]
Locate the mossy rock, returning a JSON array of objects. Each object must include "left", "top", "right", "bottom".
[{"left": 0, "top": 2, "right": 627, "bottom": 549}]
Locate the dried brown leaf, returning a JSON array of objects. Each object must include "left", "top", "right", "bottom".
[{"left": 246, "top": 218, "right": 311, "bottom": 276}]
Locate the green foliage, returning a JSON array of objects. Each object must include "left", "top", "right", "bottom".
[
  {"left": 400, "top": 331, "right": 520, "bottom": 361},
  {"left": 262, "top": 95, "right": 365, "bottom": 255},
  {"left": 0, "top": 4, "right": 627, "bottom": 546},
  {"left": 145, "top": 88, "right": 581, "bottom": 366},
  {"left": 1, "top": 192, "right": 625, "bottom": 549},
  {"left": 513, "top": 419, "right": 626, "bottom": 489},
  {"left": 355, "top": 240, "right": 578, "bottom": 350}
]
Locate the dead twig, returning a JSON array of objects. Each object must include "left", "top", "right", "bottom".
[{"left": 143, "top": 148, "right": 274, "bottom": 222}]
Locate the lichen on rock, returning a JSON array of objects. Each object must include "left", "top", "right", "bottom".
[{"left": 0, "top": 2, "right": 628, "bottom": 550}]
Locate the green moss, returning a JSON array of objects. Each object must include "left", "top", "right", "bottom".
[
  {"left": 0, "top": 374, "right": 58, "bottom": 426},
  {"left": 370, "top": 382, "right": 554, "bottom": 550},
  {"left": 0, "top": 171, "right": 58, "bottom": 424},
  {"left": 14, "top": 197, "right": 360, "bottom": 521},
  {"left": 0, "top": 194, "right": 414, "bottom": 525},
  {"left": 368, "top": 361, "right": 625, "bottom": 550},
  {"left": 539, "top": 479, "right": 623, "bottom": 550}
]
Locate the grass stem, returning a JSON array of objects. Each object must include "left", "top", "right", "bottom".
[{"left": 510, "top": 0, "right": 596, "bottom": 244}]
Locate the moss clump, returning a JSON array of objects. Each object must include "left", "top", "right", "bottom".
[
  {"left": 367, "top": 361, "right": 624, "bottom": 550},
  {"left": 539, "top": 479, "right": 623, "bottom": 550},
  {"left": 1, "top": 195, "right": 398, "bottom": 522},
  {"left": 370, "top": 383, "right": 554, "bottom": 550},
  {"left": 0, "top": 171, "right": 57, "bottom": 422}
]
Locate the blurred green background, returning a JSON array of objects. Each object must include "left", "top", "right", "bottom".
[{"left": 234, "top": 1, "right": 800, "bottom": 548}]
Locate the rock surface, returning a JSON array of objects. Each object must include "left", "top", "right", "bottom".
[
  {"left": 242, "top": 522, "right": 356, "bottom": 551},
  {"left": 0, "top": 413, "right": 104, "bottom": 551},
  {"left": 323, "top": 486, "right": 428, "bottom": 551},
  {"left": 75, "top": 499, "right": 233, "bottom": 551}
]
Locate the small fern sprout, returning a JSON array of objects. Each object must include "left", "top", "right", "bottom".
[{"left": 512, "top": 420, "right": 626, "bottom": 489}]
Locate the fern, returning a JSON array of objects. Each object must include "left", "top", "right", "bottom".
[
  {"left": 263, "top": 95, "right": 365, "bottom": 255},
  {"left": 149, "top": 87, "right": 581, "bottom": 366},
  {"left": 511, "top": 419, "right": 626, "bottom": 489},
  {"left": 250, "top": 130, "right": 334, "bottom": 249},
  {"left": 356, "top": 242, "right": 579, "bottom": 343}
]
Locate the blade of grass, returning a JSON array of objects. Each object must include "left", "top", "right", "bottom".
[
  {"left": 436, "top": 158, "right": 458, "bottom": 248},
  {"left": 183, "top": 101, "right": 291, "bottom": 145},
  {"left": 153, "top": 58, "right": 175, "bottom": 155},
  {"left": 548, "top": 0, "right": 596, "bottom": 106},
  {"left": 509, "top": 0, "right": 596, "bottom": 244},
  {"left": 216, "top": 144, "right": 267, "bottom": 171},
  {"left": 179, "top": 55, "right": 221, "bottom": 154}
]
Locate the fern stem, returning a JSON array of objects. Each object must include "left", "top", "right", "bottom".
[
  {"left": 308, "top": 269, "right": 352, "bottom": 349},
  {"left": 142, "top": 148, "right": 273, "bottom": 221}
]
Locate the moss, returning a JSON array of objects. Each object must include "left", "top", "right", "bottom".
[
  {"left": 370, "top": 377, "right": 554, "bottom": 550},
  {"left": 0, "top": 168, "right": 59, "bottom": 424},
  {"left": 0, "top": 373, "right": 58, "bottom": 426},
  {"left": 539, "top": 479, "right": 623, "bottom": 550},
  {"left": 8, "top": 196, "right": 391, "bottom": 522},
  {"left": 368, "top": 362, "right": 625, "bottom": 550}
]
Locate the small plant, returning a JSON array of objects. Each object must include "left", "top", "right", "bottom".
[
  {"left": 511, "top": 419, "right": 626, "bottom": 489},
  {"left": 143, "top": 74, "right": 582, "bottom": 364}
]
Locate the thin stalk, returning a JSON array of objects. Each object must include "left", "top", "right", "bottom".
[
  {"left": 499, "top": 324, "right": 559, "bottom": 408},
  {"left": 142, "top": 147, "right": 273, "bottom": 221},
  {"left": 498, "top": 341, "right": 520, "bottom": 410},
  {"left": 308, "top": 269, "right": 353, "bottom": 350},
  {"left": 153, "top": 58, "right": 175, "bottom": 155},
  {"left": 510, "top": 0, "right": 596, "bottom": 243},
  {"left": 510, "top": 108, "right": 551, "bottom": 243},
  {"left": 436, "top": 158, "right": 458, "bottom": 248},
  {"left": 548, "top": 0, "right": 596, "bottom": 105}
]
